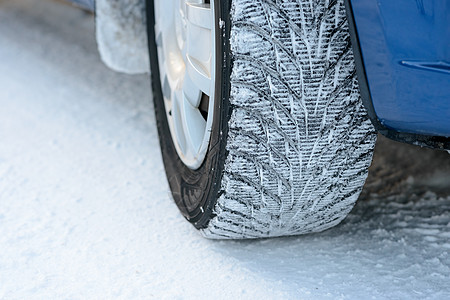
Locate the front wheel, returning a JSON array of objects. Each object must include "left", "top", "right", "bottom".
[{"left": 147, "top": 0, "right": 376, "bottom": 239}]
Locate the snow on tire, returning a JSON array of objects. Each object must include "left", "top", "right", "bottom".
[{"left": 147, "top": 0, "right": 377, "bottom": 239}]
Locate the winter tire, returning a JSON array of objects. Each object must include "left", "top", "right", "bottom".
[{"left": 147, "top": 0, "right": 377, "bottom": 239}]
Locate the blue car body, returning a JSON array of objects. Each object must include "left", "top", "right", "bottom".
[
  {"left": 67, "top": 0, "right": 449, "bottom": 148},
  {"left": 348, "top": 0, "right": 450, "bottom": 142}
]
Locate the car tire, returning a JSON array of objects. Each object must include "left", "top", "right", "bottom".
[{"left": 147, "top": 0, "right": 377, "bottom": 239}]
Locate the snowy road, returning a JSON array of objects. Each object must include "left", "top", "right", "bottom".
[{"left": 1, "top": 0, "right": 450, "bottom": 298}]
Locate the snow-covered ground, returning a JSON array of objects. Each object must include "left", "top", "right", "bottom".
[{"left": 0, "top": 0, "right": 449, "bottom": 298}]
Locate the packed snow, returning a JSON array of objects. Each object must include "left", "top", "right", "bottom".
[{"left": 0, "top": 0, "right": 449, "bottom": 298}]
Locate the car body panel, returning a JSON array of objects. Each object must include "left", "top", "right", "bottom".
[
  {"left": 69, "top": 0, "right": 94, "bottom": 11},
  {"left": 350, "top": 0, "right": 450, "bottom": 137}
]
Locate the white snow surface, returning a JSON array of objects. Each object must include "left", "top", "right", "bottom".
[{"left": 0, "top": 0, "right": 449, "bottom": 299}]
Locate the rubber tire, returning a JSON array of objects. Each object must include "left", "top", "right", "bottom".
[{"left": 147, "top": 0, "right": 377, "bottom": 239}]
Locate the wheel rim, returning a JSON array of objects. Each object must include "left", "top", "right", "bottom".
[{"left": 154, "top": 0, "right": 215, "bottom": 169}]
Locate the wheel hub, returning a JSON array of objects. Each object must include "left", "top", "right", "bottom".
[{"left": 154, "top": 0, "right": 215, "bottom": 169}]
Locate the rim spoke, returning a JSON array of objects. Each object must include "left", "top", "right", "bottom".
[
  {"left": 186, "top": 55, "right": 211, "bottom": 96},
  {"left": 182, "top": 95, "right": 207, "bottom": 156},
  {"left": 185, "top": 2, "right": 212, "bottom": 93},
  {"left": 182, "top": 70, "right": 202, "bottom": 108},
  {"left": 171, "top": 92, "right": 187, "bottom": 153},
  {"left": 185, "top": 2, "right": 212, "bottom": 30}
]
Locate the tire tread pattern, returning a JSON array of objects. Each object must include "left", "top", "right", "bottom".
[{"left": 202, "top": 0, "right": 376, "bottom": 239}]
